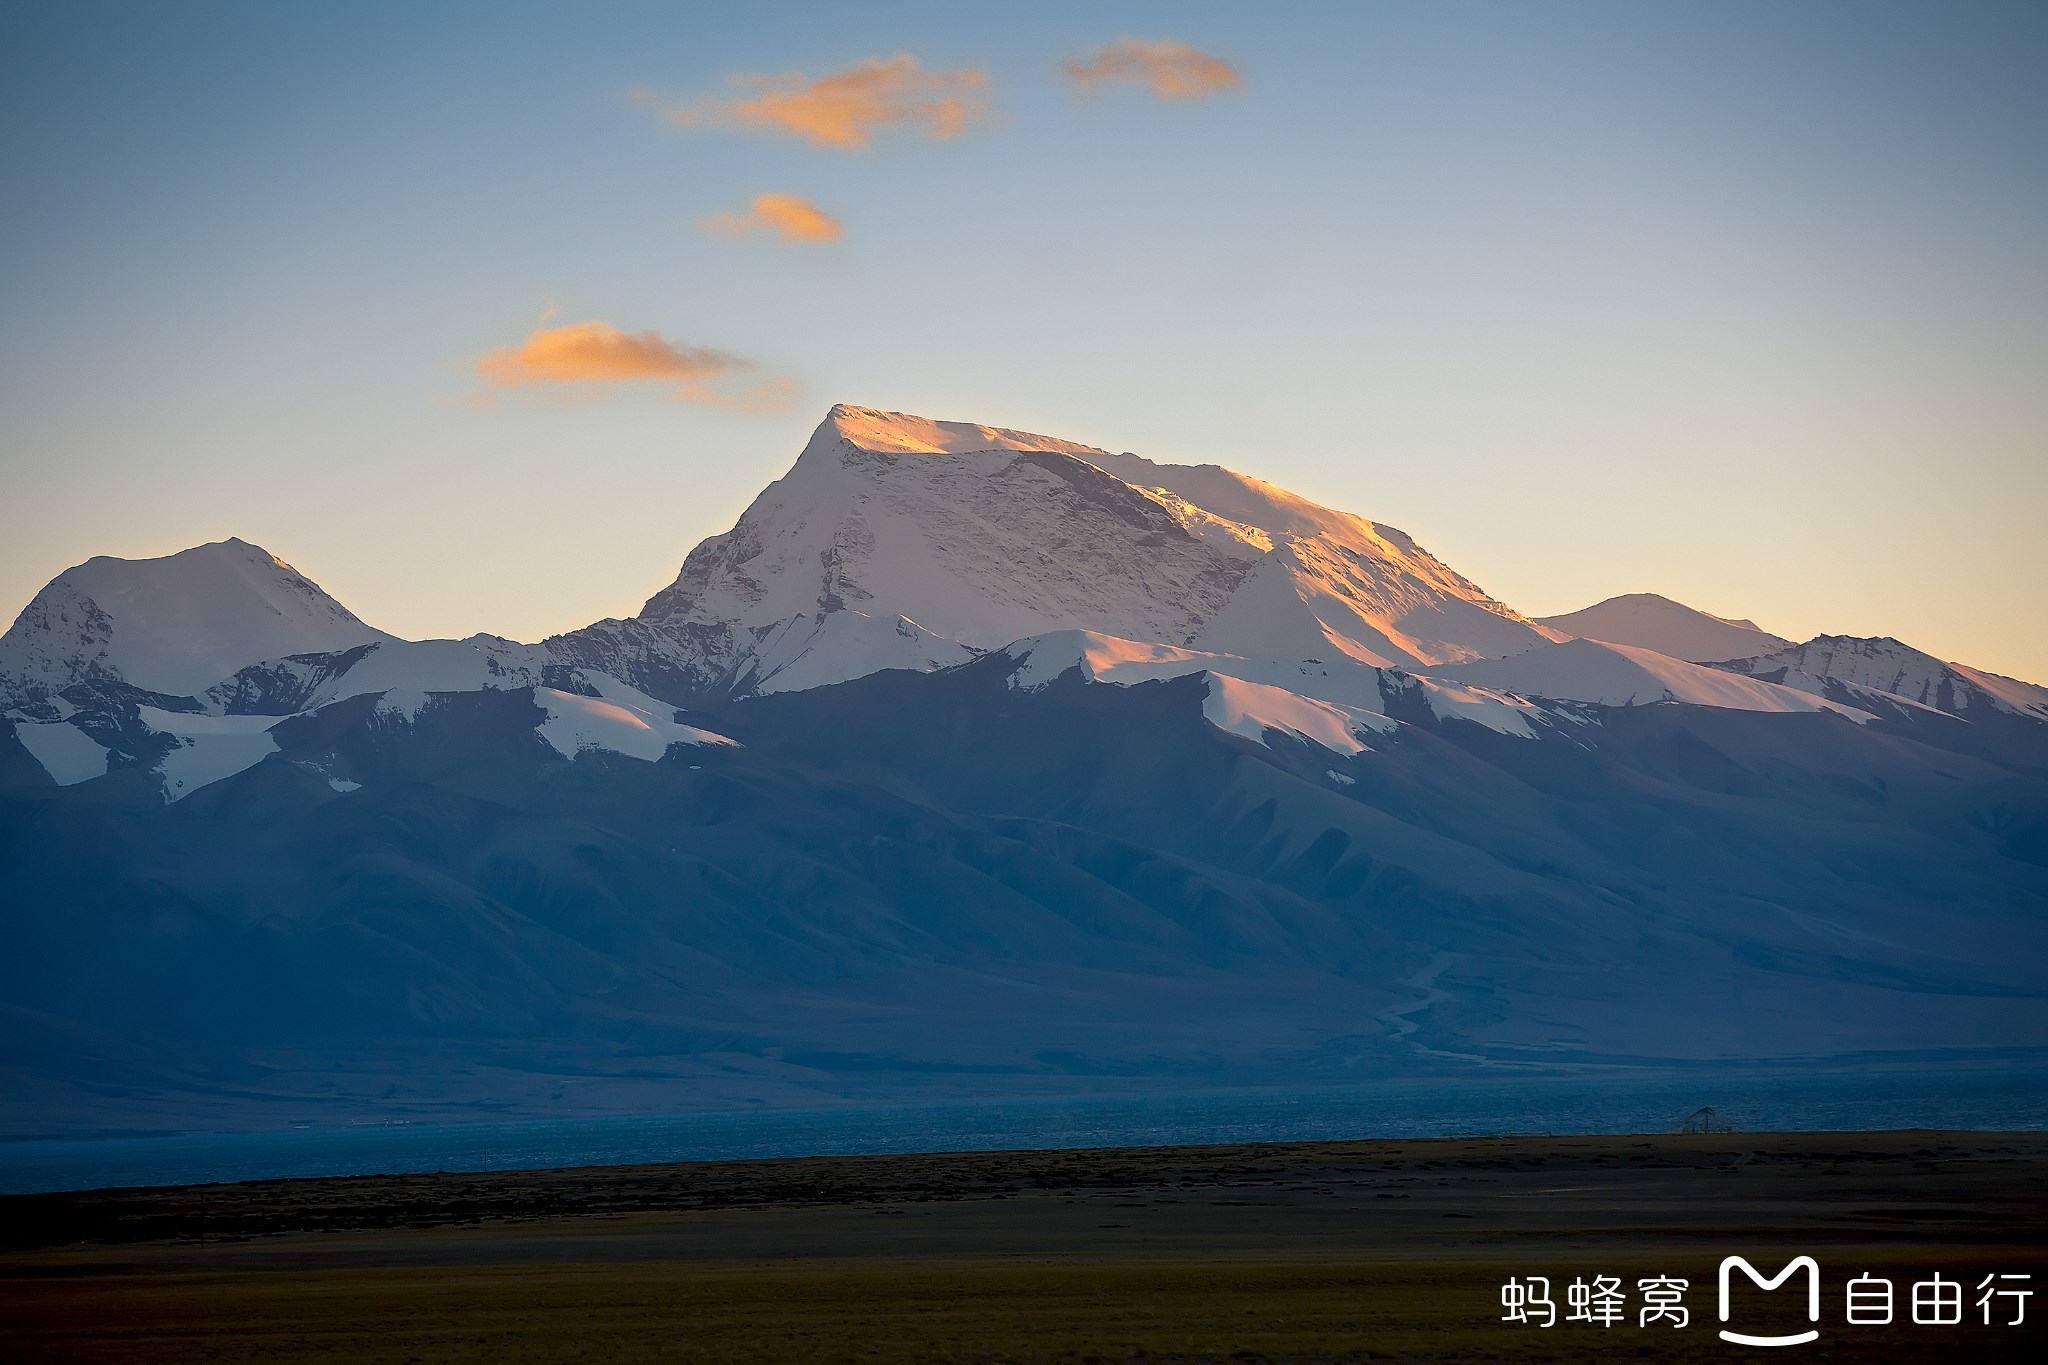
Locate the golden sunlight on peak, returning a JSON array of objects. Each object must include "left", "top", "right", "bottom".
[{"left": 823, "top": 405, "right": 1108, "bottom": 458}]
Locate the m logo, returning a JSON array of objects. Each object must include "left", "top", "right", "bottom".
[{"left": 1719, "top": 1255, "right": 1821, "bottom": 1346}]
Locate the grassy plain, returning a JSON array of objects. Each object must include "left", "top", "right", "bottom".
[{"left": 2, "top": 1131, "right": 2042, "bottom": 1362}]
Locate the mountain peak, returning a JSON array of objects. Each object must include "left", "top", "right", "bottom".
[
  {"left": 81, "top": 535, "right": 259, "bottom": 567},
  {"left": 1718, "top": 633, "right": 2048, "bottom": 722},
  {"left": 1587, "top": 591, "right": 1770, "bottom": 633},
  {"left": 817, "top": 403, "right": 1110, "bottom": 459},
  {"left": 1535, "top": 592, "right": 1790, "bottom": 663},
  {"left": 558, "top": 405, "right": 1562, "bottom": 700},
  {"left": 0, "top": 537, "right": 391, "bottom": 705}
]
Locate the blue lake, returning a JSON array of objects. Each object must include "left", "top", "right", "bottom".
[{"left": 4, "top": 1067, "right": 2043, "bottom": 1195}]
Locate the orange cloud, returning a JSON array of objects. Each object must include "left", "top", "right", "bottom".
[
  {"left": 1063, "top": 37, "right": 1243, "bottom": 101},
  {"left": 633, "top": 53, "right": 990, "bottom": 151},
  {"left": 474, "top": 320, "right": 796, "bottom": 411},
  {"left": 700, "top": 193, "right": 845, "bottom": 243}
]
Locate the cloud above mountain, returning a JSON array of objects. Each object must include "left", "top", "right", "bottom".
[
  {"left": 1063, "top": 37, "right": 1243, "bottom": 101},
  {"left": 475, "top": 320, "right": 796, "bottom": 410},
  {"left": 635, "top": 54, "right": 990, "bottom": 151},
  {"left": 700, "top": 193, "right": 844, "bottom": 243}
]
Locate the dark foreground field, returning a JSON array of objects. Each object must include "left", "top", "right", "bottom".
[{"left": 2, "top": 1130, "right": 2043, "bottom": 1362}]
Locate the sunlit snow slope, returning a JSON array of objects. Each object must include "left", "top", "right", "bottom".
[{"left": 558, "top": 405, "right": 1561, "bottom": 696}]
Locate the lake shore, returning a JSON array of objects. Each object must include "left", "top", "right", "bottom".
[{"left": 3, "top": 1129, "right": 2043, "bottom": 1361}]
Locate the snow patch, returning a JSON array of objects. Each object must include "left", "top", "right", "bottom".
[
  {"left": 535, "top": 684, "right": 735, "bottom": 762},
  {"left": 1007, "top": 631, "right": 1212, "bottom": 689},
  {"left": 1432, "top": 639, "right": 1874, "bottom": 722},
  {"left": 997, "top": 632, "right": 1399, "bottom": 755},
  {"left": 12, "top": 720, "right": 110, "bottom": 786},
  {"left": 748, "top": 611, "right": 976, "bottom": 695},
  {"left": 375, "top": 689, "right": 435, "bottom": 722},
  {"left": 1401, "top": 675, "right": 1545, "bottom": 738},
  {"left": 1201, "top": 675, "right": 1387, "bottom": 755},
  {"left": 137, "top": 706, "right": 280, "bottom": 801},
  {"left": 1002, "top": 629, "right": 1392, "bottom": 714}
]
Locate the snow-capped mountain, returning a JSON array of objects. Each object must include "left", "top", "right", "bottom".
[
  {"left": 551, "top": 405, "right": 1561, "bottom": 699},
  {"left": 1534, "top": 592, "right": 1790, "bottom": 663},
  {"left": 1715, "top": 635, "right": 2048, "bottom": 723},
  {"left": 0, "top": 537, "right": 390, "bottom": 709},
  {"left": 7, "top": 404, "right": 2046, "bottom": 809},
  {"left": 4, "top": 402, "right": 2047, "bottom": 1135}
]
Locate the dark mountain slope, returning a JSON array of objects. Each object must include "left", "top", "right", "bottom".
[{"left": 3, "top": 657, "right": 2043, "bottom": 1135}]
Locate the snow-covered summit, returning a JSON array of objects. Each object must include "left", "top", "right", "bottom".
[
  {"left": 572, "top": 404, "right": 1560, "bottom": 697},
  {"left": 809, "top": 403, "right": 1113, "bottom": 460},
  {"left": 1534, "top": 592, "right": 1790, "bottom": 663},
  {"left": 0, "top": 537, "right": 391, "bottom": 706},
  {"left": 622, "top": 404, "right": 1246, "bottom": 694}
]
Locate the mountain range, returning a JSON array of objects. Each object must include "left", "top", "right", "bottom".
[{"left": 4, "top": 404, "right": 2044, "bottom": 1136}]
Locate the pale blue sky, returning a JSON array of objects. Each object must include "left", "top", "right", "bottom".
[{"left": 3, "top": 1, "right": 2044, "bottom": 678}]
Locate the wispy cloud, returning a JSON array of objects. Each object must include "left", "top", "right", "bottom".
[
  {"left": 633, "top": 53, "right": 990, "bottom": 151},
  {"left": 474, "top": 320, "right": 796, "bottom": 411},
  {"left": 1063, "top": 37, "right": 1243, "bottom": 102},
  {"left": 700, "top": 193, "right": 845, "bottom": 243}
]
